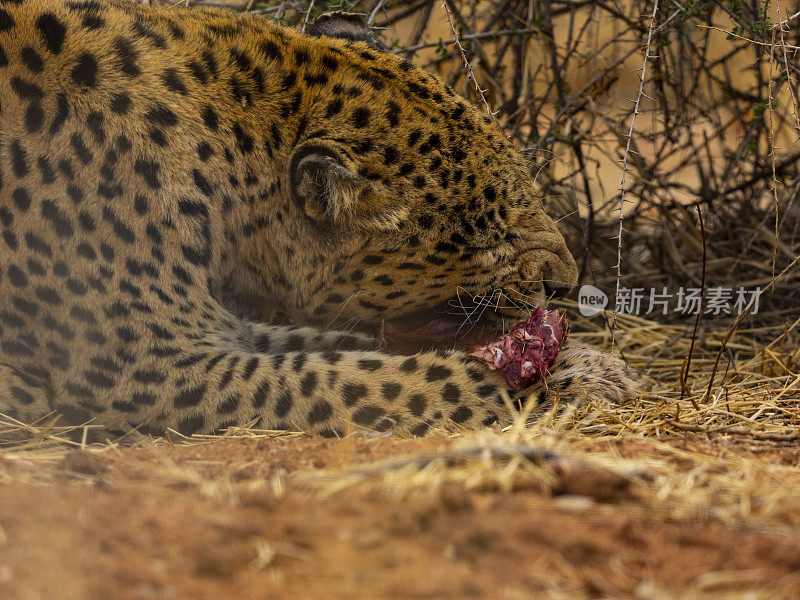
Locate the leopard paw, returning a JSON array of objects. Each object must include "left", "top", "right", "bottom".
[{"left": 508, "top": 341, "right": 641, "bottom": 411}]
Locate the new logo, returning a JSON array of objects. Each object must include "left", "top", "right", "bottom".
[{"left": 578, "top": 284, "right": 608, "bottom": 317}]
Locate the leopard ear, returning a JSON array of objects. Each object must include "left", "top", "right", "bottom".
[
  {"left": 290, "top": 145, "right": 365, "bottom": 223},
  {"left": 306, "top": 12, "right": 387, "bottom": 51}
]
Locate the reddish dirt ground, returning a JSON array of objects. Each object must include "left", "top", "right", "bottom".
[{"left": 2, "top": 435, "right": 800, "bottom": 600}]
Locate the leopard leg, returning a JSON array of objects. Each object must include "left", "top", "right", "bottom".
[
  {"left": 24, "top": 289, "right": 636, "bottom": 437},
  {"left": 42, "top": 296, "right": 508, "bottom": 436},
  {"left": 123, "top": 338, "right": 510, "bottom": 436},
  {"left": 117, "top": 335, "right": 640, "bottom": 437}
]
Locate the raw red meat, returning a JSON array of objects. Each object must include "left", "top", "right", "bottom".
[{"left": 467, "top": 307, "right": 568, "bottom": 389}]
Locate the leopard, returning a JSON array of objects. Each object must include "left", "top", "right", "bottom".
[{"left": 0, "top": 0, "right": 639, "bottom": 438}]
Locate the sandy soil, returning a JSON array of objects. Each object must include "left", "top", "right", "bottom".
[{"left": 2, "top": 434, "right": 800, "bottom": 600}]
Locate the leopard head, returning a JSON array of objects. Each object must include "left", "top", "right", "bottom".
[{"left": 244, "top": 13, "right": 578, "bottom": 330}]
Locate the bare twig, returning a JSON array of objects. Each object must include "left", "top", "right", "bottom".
[
  {"left": 367, "top": 0, "right": 388, "bottom": 26},
  {"left": 300, "top": 0, "right": 315, "bottom": 33},
  {"left": 679, "top": 203, "right": 707, "bottom": 411},
  {"left": 611, "top": 0, "right": 659, "bottom": 345},
  {"left": 440, "top": 0, "right": 500, "bottom": 127}
]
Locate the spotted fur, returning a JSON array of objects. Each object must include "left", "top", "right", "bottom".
[{"left": 0, "top": 0, "right": 638, "bottom": 437}]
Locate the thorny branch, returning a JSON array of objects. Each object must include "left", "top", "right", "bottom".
[
  {"left": 440, "top": 0, "right": 501, "bottom": 127},
  {"left": 611, "top": 0, "right": 660, "bottom": 345}
]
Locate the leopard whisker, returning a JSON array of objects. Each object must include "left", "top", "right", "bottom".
[{"left": 322, "top": 290, "right": 362, "bottom": 332}]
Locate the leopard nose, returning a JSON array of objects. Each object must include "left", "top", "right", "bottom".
[{"left": 543, "top": 281, "right": 573, "bottom": 298}]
